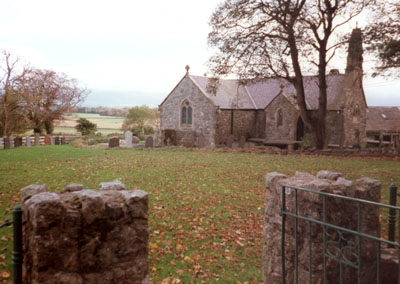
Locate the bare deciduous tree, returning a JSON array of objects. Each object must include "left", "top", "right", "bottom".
[{"left": 0, "top": 50, "right": 30, "bottom": 136}]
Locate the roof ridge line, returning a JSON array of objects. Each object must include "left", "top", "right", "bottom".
[{"left": 244, "top": 85, "right": 257, "bottom": 109}]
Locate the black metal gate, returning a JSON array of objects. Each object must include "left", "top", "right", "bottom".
[{"left": 0, "top": 205, "right": 22, "bottom": 284}]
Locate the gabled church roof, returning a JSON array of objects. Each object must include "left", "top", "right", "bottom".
[
  {"left": 189, "top": 74, "right": 346, "bottom": 110},
  {"left": 366, "top": 107, "right": 400, "bottom": 132},
  {"left": 189, "top": 75, "right": 256, "bottom": 109}
]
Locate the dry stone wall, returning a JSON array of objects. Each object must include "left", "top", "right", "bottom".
[
  {"left": 21, "top": 181, "right": 149, "bottom": 284},
  {"left": 263, "top": 171, "right": 381, "bottom": 284}
]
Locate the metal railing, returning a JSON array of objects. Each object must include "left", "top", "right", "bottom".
[
  {"left": 281, "top": 184, "right": 400, "bottom": 284},
  {"left": 0, "top": 205, "right": 22, "bottom": 284}
]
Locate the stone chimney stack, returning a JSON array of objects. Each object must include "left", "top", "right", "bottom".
[{"left": 345, "top": 28, "right": 363, "bottom": 73}]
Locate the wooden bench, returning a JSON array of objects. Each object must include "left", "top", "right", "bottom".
[{"left": 248, "top": 138, "right": 302, "bottom": 150}]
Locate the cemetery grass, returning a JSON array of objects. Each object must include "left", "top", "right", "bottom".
[{"left": 0, "top": 146, "right": 399, "bottom": 283}]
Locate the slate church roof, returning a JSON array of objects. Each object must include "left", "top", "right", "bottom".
[
  {"left": 366, "top": 107, "right": 400, "bottom": 132},
  {"left": 189, "top": 74, "right": 346, "bottom": 110}
]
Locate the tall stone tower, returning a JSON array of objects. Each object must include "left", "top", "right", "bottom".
[
  {"left": 342, "top": 28, "right": 367, "bottom": 147},
  {"left": 346, "top": 28, "right": 363, "bottom": 73}
]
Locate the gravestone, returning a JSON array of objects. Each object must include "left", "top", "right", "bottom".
[
  {"left": 145, "top": 136, "right": 153, "bottom": 148},
  {"left": 54, "top": 136, "right": 60, "bottom": 145},
  {"left": 3, "top": 137, "right": 11, "bottom": 149},
  {"left": 132, "top": 136, "right": 140, "bottom": 144},
  {"left": 26, "top": 136, "right": 31, "bottom": 147},
  {"left": 35, "top": 133, "right": 40, "bottom": 146},
  {"left": 154, "top": 136, "right": 161, "bottom": 147},
  {"left": 197, "top": 134, "right": 206, "bottom": 148},
  {"left": 14, "top": 137, "right": 22, "bottom": 148},
  {"left": 226, "top": 135, "right": 234, "bottom": 148},
  {"left": 239, "top": 136, "right": 246, "bottom": 148},
  {"left": 61, "top": 136, "right": 66, "bottom": 145},
  {"left": 44, "top": 135, "right": 50, "bottom": 145},
  {"left": 109, "top": 137, "right": 119, "bottom": 148},
  {"left": 50, "top": 136, "right": 55, "bottom": 146},
  {"left": 125, "top": 131, "right": 133, "bottom": 148}
]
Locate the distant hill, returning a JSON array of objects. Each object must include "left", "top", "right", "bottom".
[{"left": 82, "top": 90, "right": 165, "bottom": 108}]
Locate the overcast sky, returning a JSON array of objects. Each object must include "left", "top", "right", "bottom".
[{"left": 1, "top": 0, "right": 399, "bottom": 107}]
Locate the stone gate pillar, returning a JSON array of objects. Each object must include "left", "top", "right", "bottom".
[
  {"left": 21, "top": 181, "right": 149, "bottom": 284},
  {"left": 263, "top": 171, "right": 381, "bottom": 284}
]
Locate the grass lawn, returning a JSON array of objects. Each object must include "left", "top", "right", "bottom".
[{"left": 0, "top": 146, "right": 399, "bottom": 283}]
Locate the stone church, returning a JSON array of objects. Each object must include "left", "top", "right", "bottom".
[{"left": 159, "top": 29, "right": 367, "bottom": 148}]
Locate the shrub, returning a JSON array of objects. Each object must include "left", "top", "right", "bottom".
[
  {"left": 129, "top": 126, "right": 145, "bottom": 141},
  {"left": 70, "top": 138, "right": 85, "bottom": 148},
  {"left": 75, "top": 118, "right": 97, "bottom": 136},
  {"left": 144, "top": 125, "right": 155, "bottom": 135}
]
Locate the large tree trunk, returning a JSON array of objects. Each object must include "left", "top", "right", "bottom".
[
  {"left": 44, "top": 120, "right": 54, "bottom": 134},
  {"left": 315, "top": 38, "right": 330, "bottom": 149},
  {"left": 287, "top": 32, "right": 325, "bottom": 148}
]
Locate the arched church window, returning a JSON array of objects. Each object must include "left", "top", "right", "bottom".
[
  {"left": 181, "top": 100, "right": 192, "bottom": 127},
  {"left": 276, "top": 109, "right": 283, "bottom": 127}
]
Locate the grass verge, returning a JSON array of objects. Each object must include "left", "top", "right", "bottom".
[{"left": 0, "top": 146, "right": 399, "bottom": 283}]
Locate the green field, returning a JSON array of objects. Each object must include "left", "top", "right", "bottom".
[
  {"left": 54, "top": 113, "right": 124, "bottom": 135},
  {"left": 0, "top": 147, "right": 399, "bottom": 283},
  {"left": 52, "top": 126, "right": 122, "bottom": 136}
]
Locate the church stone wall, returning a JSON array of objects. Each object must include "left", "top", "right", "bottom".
[
  {"left": 215, "top": 110, "right": 259, "bottom": 145},
  {"left": 264, "top": 95, "right": 299, "bottom": 141},
  {"left": 342, "top": 71, "right": 367, "bottom": 147},
  {"left": 325, "top": 111, "right": 344, "bottom": 145},
  {"left": 160, "top": 76, "right": 217, "bottom": 147},
  {"left": 255, "top": 110, "right": 266, "bottom": 139}
]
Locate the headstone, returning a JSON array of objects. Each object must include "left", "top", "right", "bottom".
[
  {"left": 108, "top": 137, "right": 119, "bottom": 148},
  {"left": 35, "top": 133, "right": 41, "bottom": 146},
  {"left": 3, "top": 137, "right": 11, "bottom": 149},
  {"left": 226, "top": 135, "right": 234, "bottom": 148},
  {"left": 50, "top": 136, "right": 55, "bottom": 145},
  {"left": 125, "top": 131, "right": 133, "bottom": 148},
  {"left": 54, "top": 136, "right": 60, "bottom": 145},
  {"left": 14, "top": 137, "right": 22, "bottom": 148},
  {"left": 132, "top": 136, "right": 140, "bottom": 144},
  {"left": 239, "top": 136, "right": 246, "bottom": 148},
  {"left": 197, "top": 134, "right": 206, "bottom": 148},
  {"left": 154, "top": 136, "right": 160, "bottom": 147},
  {"left": 61, "top": 136, "right": 66, "bottom": 145},
  {"left": 44, "top": 135, "right": 50, "bottom": 145},
  {"left": 26, "top": 136, "right": 31, "bottom": 147},
  {"left": 145, "top": 136, "right": 153, "bottom": 148}
]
